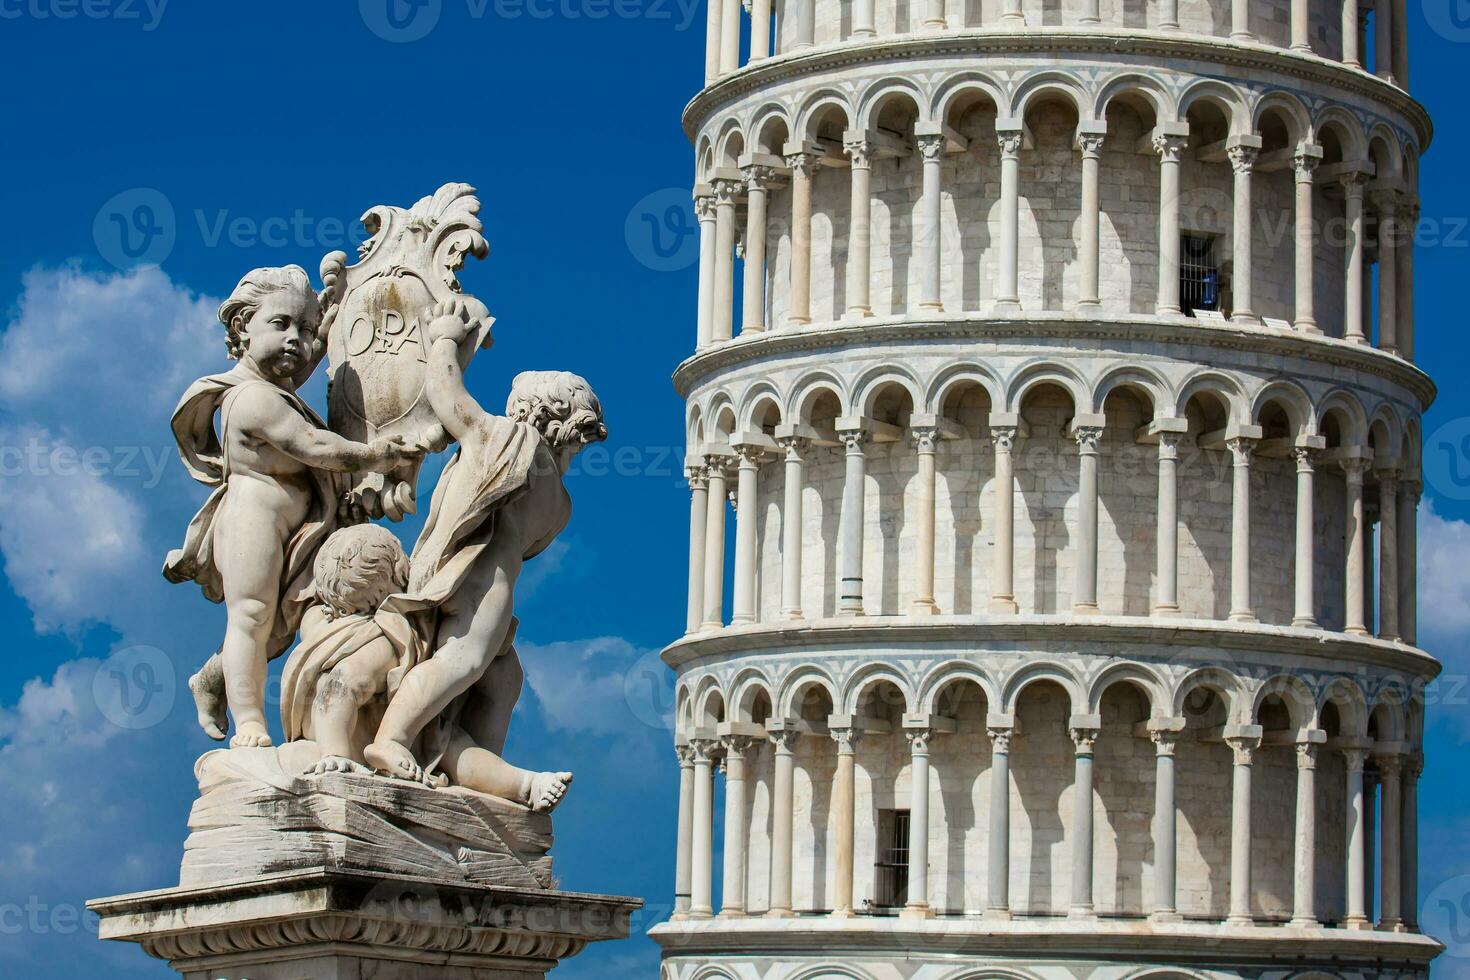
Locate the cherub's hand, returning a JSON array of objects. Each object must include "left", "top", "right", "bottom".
[
  {"left": 426, "top": 298, "right": 476, "bottom": 345},
  {"left": 370, "top": 434, "right": 428, "bottom": 466}
]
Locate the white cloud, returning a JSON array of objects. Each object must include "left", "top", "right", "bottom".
[
  {"left": 519, "top": 635, "right": 664, "bottom": 736},
  {"left": 1417, "top": 498, "right": 1470, "bottom": 639}
]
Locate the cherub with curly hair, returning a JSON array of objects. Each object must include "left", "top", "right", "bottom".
[
  {"left": 166, "top": 266, "right": 423, "bottom": 748},
  {"left": 363, "top": 299, "right": 605, "bottom": 813}
]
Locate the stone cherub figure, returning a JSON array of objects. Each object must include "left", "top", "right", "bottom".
[
  {"left": 360, "top": 299, "right": 606, "bottom": 814},
  {"left": 165, "top": 266, "right": 423, "bottom": 748},
  {"left": 281, "top": 523, "right": 573, "bottom": 811}
]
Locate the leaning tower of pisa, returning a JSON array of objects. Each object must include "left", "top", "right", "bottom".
[{"left": 653, "top": 0, "right": 1443, "bottom": 973}]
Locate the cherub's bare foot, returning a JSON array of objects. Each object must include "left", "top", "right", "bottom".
[
  {"left": 422, "top": 767, "right": 450, "bottom": 789},
  {"left": 364, "top": 739, "right": 424, "bottom": 782},
  {"left": 189, "top": 666, "right": 228, "bottom": 741},
  {"left": 529, "top": 771, "right": 573, "bottom": 813},
  {"left": 306, "top": 755, "right": 373, "bottom": 776},
  {"left": 230, "top": 722, "right": 272, "bottom": 749}
]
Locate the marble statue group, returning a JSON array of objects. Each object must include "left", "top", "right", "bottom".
[{"left": 163, "top": 183, "right": 605, "bottom": 815}]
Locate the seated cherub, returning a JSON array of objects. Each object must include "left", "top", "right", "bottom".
[{"left": 279, "top": 524, "right": 424, "bottom": 774}]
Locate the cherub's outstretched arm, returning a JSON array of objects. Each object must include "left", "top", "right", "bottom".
[
  {"left": 423, "top": 300, "right": 489, "bottom": 444},
  {"left": 236, "top": 386, "right": 421, "bottom": 472}
]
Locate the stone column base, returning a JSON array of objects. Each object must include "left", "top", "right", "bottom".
[{"left": 89, "top": 867, "right": 640, "bottom": 980}]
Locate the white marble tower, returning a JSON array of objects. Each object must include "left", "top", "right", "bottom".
[{"left": 653, "top": 1, "right": 1442, "bottom": 977}]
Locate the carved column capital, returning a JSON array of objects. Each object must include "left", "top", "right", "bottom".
[
  {"left": 1295, "top": 741, "right": 1320, "bottom": 770},
  {"left": 996, "top": 130, "right": 1024, "bottom": 159},
  {"left": 1339, "top": 456, "right": 1370, "bottom": 484},
  {"left": 1150, "top": 729, "right": 1181, "bottom": 756},
  {"left": 1337, "top": 171, "right": 1369, "bottom": 197},
  {"left": 838, "top": 427, "right": 870, "bottom": 455},
  {"left": 1225, "top": 733, "right": 1261, "bottom": 766},
  {"left": 1293, "top": 150, "right": 1319, "bottom": 183},
  {"left": 1374, "top": 751, "right": 1404, "bottom": 777},
  {"left": 694, "top": 193, "right": 717, "bottom": 223},
  {"left": 721, "top": 733, "right": 757, "bottom": 760},
  {"left": 905, "top": 727, "right": 934, "bottom": 754},
  {"left": 1291, "top": 445, "right": 1318, "bottom": 472},
  {"left": 1225, "top": 436, "right": 1257, "bottom": 466},
  {"left": 1069, "top": 726, "right": 1100, "bottom": 756},
  {"left": 690, "top": 737, "right": 723, "bottom": 764},
  {"left": 1076, "top": 133, "right": 1105, "bottom": 158},
  {"left": 685, "top": 464, "right": 709, "bottom": 491},
  {"left": 784, "top": 150, "right": 820, "bottom": 178},
  {"left": 844, "top": 138, "right": 876, "bottom": 170},
  {"left": 768, "top": 728, "right": 801, "bottom": 752},
  {"left": 711, "top": 177, "right": 744, "bottom": 207},
  {"left": 829, "top": 725, "right": 860, "bottom": 751},
  {"left": 676, "top": 743, "right": 696, "bottom": 767},
  {"left": 987, "top": 726, "right": 1014, "bottom": 753},
  {"left": 1073, "top": 425, "right": 1104, "bottom": 456},
  {"left": 1227, "top": 144, "right": 1259, "bottom": 175},
  {"left": 916, "top": 133, "right": 946, "bottom": 162},
  {"left": 910, "top": 425, "right": 939, "bottom": 455},
  {"left": 990, "top": 425, "right": 1019, "bottom": 454},
  {"left": 1152, "top": 134, "right": 1188, "bottom": 163},
  {"left": 776, "top": 435, "right": 810, "bottom": 462},
  {"left": 1157, "top": 430, "right": 1183, "bottom": 461},
  {"left": 1342, "top": 747, "right": 1368, "bottom": 772},
  {"left": 741, "top": 164, "right": 778, "bottom": 193}
]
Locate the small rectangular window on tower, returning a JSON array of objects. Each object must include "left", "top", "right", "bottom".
[
  {"left": 1180, "top": 233, "right": 1222, "bottom": 317},
  {"left": 873, "top": 808, "right": 911, "bottom": 910}
]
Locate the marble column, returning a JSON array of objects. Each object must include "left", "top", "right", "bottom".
[
  {"left": 767, "top": 728, "right": 799, "bottom": 917},
  {"left": 996, "top": 130, "right": 1023, "bottom": 311},
  {"left": 1342, "top": 0, "right": 1361, "bottom": 67},
  {"left": 1342, "top": 458, "right": 1370, "bottom": 635},
  {"left": 1294, "top": 151, "right": 1321, "bottom": 332},
  {"left": 1374, "top": 0, "right": 1394, "bottom": 82},
  {"left": 784, "top": 149, "right": 819, "bottom": 327},
  {"left": 748, "top": 0, "right": 771, "bottom": 62},
  {"left": 695, "top": 192, "right": 717, "bottom": 348},
  {"left": 720, "top": 735, "right": 754, "bottom": 917},
  {"left": 719, "top": 0, "right": 740, "bottom": 73},
  {"left": 731, "top": 445, "right": 764, "bottom": 625},
  {"left": 1292, "top": 448, "right": 1319, "bottom": 627},
  {"left": 1159, "top": 0, "right": 1180, "bottom": 28},
  {"left": 904, "top": 728, "right": 934, "bottom": 917},
  {"left": 792, "top": 0, "right": 815, "bottom": 46},
  {"left": 1002, "top": 0, "right": 1024, "bottom": 27},
  {"left": 1150, "top": 730, "right": 1181, "bottom": 920},
  {"left": 1393, "top": 0, "right": 1408, "bottom": 85},
  {"left": 990, "top": 424, "right": 1020, "bottom": 613},
  {"left": 701, "top": 455, "right": 734, "bottom": 629},
  {"left": 778, "top": 435, "right": 809, "bottom": 619},
  {"left": 923, "top": 0, "right": 946, "bottom": 28},
  {"left": 1291, "top": 741, "right": 1321, "bottom": 926},
  {"left": 1069, "top": 726, "right": 1100, "bottom": 918},
  {"left": 1156, "top": 133, "right": 1189, "bottom": 315},
  {"left": 987, "top": 725, "right": 1013, "bottom": 919},
  {"left": 1226, "top": 732, "right": 1261, "bottom": 926},
  {"left": 1155, "top": 431, "right": 1182, "bottom": 615},
  {"left": 916, "top": 133, "right": 947, "bottom": 312},
  {"left": 1403, "top": 755, "right": 1422, "bottom": 930},
  {"left": 1401, "top": 479, "right": 1420, "bottom": 644},
  {"left": 740, "top": 164, "right": 777, "bottom": 335},
  {"left": 1398, "top": 200, "right": 1418, "bottom": 360},
  {"left": 712, "top": 177, "right": 741, "bottom": 344},
  {"left": 845, "top": 137, "right": 875, "bottom": 318},
  {"left": 1227, "top": 436, "right": 1257, "bottom": 622},
  {"left": 1291, "top": 0, "right": 1311, "bottom": 48},
  {"left": 852, "top": 0, "right": 876, "bottom": 36},
  {"left": 1077, "top": 132, "right": 1105, "bottom": 308},
  {"left": 1228, "top": 143, "right": 1260, "bottom": 324},
  {"left": 838, "top": 425, "right": 869, "bottom": 616},
  {"left": 1377, "top": 468, "right": 1401, "bottom": 641},
  {"left": 1374, "top": 190, "right": 1399, "bottom": 354},
  {"left": 1344, "top": 748, "right": 1370, "bottom": 929},
  {"left": 1074, "top": 425, "right": 1103, "bottom": 614},
  {"left": 686, "top": 466, "right": 710, "bottom": 634},
  {"left": 703, "top": 0, "right": 721, "bottom": 83},
  {"left": 912, "top": 425, "right": 940, "bottom": 615},
  {"left": 1231, "top": 0, "right": 1253, "bottom": 39},
  {"left": 1342, "top": 174, "right": 1368, "bottom": 344},
  {"left": 689, "top": 739, "right": 719, "bottom": 918},
  {"left": 674, "top": 745, "right": 696, "bottom": 918},
  {"left": 830, "top": 724, "right": 859, "bottom": 917},
  {"left": 1080, "top": 0, "right": 1101, "bottom": 23},
  {"left": 1378, "top": 754, "right": 1403, "bottom": 930},
  {"left": 1365, "top": 769, "right": 1378, "bottom": 918}
]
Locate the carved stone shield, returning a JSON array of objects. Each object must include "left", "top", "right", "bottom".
[{"left": 319, "top": 183, "right": 493, "bottom": 520}]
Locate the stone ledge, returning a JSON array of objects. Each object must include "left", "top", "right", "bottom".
[
  {"left": 681, "top": 29, "right": 1431, "bottom": 145},
  {"left": 89, "top": 868, "right": 641, "bottom": 977},
  {"left": 650, "top": 915, "right": 1443, "bottom": 966},
  {"left": 671, "top": 313, "right": 1434, "bottom": 408},
  {"left": 662, "top": 614, "right": 1441, "bottom": 678}
]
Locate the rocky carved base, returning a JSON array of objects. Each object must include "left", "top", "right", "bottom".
[
  {"left": 181, "top": 742, "right": 554, "bottom": 890},
  {"left": 90, "top": 867, "right": 640, "bottom": 979}
]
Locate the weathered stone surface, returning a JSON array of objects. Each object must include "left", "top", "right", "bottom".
[{"left": 180, "top": 743, "right": 552, "bottom": 891}]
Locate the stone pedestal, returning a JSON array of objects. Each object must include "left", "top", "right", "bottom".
[{"left": 90, "top": 867, "right": 639, "bottom": 979}]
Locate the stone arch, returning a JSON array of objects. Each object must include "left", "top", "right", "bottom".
[
  {"left": 1010, "top": 71, "right": 1088, "bottom": 121},
  {"left": 788, "top": 372, "right": 849, "bottom": 424},
  {"left": 675, "top": 681, "right": 694, "bottom": 736},
  {"left": 842, "top": 664, "right": 916, "bottom": 715},
  {"left": 787, "top": 965, "right": 883, "bottom": 980},
  {"left": 1367, "top": 402, "right": 1405, "bottom": 457},
  {"left": 729, "top": 667, "right": 777, "bottom": 723},
  {"left": 1119, "top": 970, "right": 1215, "bottom": 980},
  {"left": 1004, "top": 359, "right": 1088, "bottom": 413},
  {"left": 1368, "top": 683, "right": 1408, "bottom": 741},
  {"left": 1172, "top": 666, "right": 1241, "bottom": 721},
  {"left": 738, "top": 382, "right": 786, "bottom": 432},
  {"left": 1250, "top": 378, "right": 1316, "bottom": 437},
  {"left": 1252, "top": 673, "right": 1318, "bottom": 730},
  {"left": 937, "top": 970, "right": 1048, "bottom": 980},
  {"left": 692, "top": 675, "right": 728, "bottom": 730},
  {"left": 1085, "top": 662, "right": 1167, "bottom": 716},
  {"left": 858, "top": 77, "right": 930, "bottom": 130},
  {"left": 1314, "top": 106, "right": 1369, "bottom": 163},
  {"left": 705, "top": 393, "right": 739, "bottom": 444},
  {"left": 750, "top": 104, "right": 794, "bottom": 156},
  {"left": 1402, "top": 416, "right": 1422, "bottom": 471},
  {"left": 779, "top": 667, "right": 839, "bottom": 719},
  {"left": 695, "top": 135, "right": 716, "bottom": 182},
  {"left": 1173, "top": 369, "right": 1248, "bottom": 422},
  {"left": 1090, "top": 364, "right": 1170, "bottom": 417},
  {"left": 1000, "top": 661, "right": 1083, "bottom": 714},
  {"left": 689, "top": 967, "right": 740, "bottom": 980},
  {"left": 1315, "top": 388, "right": 1370, "bottom": 448},
  {"left": 853, "top": 364, "right": 923, "bottom": 418},
  {"left": 686, "top": 402, "right": 705, "bottom": 450},
  {"left": 1175, "top": 79, "right": 1250, "bottom": 134},
  {"left": 927, "top": 362, "right": 1004, "bottom": 415},
  {"left": 1367, "top": 122, "right": 1405, "bottom": 180},
  {"left": 1252, "top": 91, "right": 1312, "bottom": 147},
  {"left": 714, "top": 119, "right": 747, "bottom": 168},
  {"left": 931, "top": 71, "right": 1006, "bottom": 123},
  {"left": 1093, "top": 72, "right": 1169, "bottom": 122},
  {"left": 1318, "top": 676, "right": 1370, "bottom": 738},
  {"left": 796, "top": 90, "right": 855, "bottom": 142},
  {"left": 917, "top": 660, "right": 1000, "bottom": 714}
]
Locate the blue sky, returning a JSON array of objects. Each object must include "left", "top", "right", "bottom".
[{"left": 1, "top": 2, "right": 1470, "bottom": 977}]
